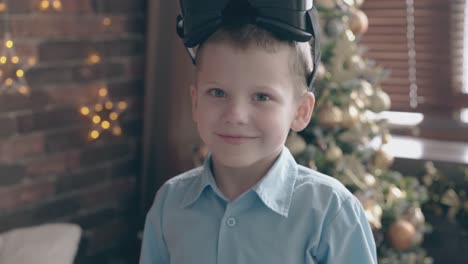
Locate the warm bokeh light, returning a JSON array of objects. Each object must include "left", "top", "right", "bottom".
[
  {"left": 52, "top": 0, "right": 62, "bottom": 10},
  {"left": 87, "top": 53, "right": 101, "bottom": 64},
  {"left": 105, "top": 101, "right": 113, "bottom": 110},
  {"left": 5, "top": 78, "right": 13, "bottom": 86},
  {"left": 103, "top": 17, "right": 112, "bottom": 26},
  {"left": 118, "top": 101, "right": 127, "bottom": 110},
  {"left": 94, "top": 104, "right": 103, "bottom": 112},
  {"left": 101, "top": 121, "right": 110, "bottom": 129},
  {"left": 0, "top": 3, "right": 6, "bottom": 12},
  {"left": 80, "top": 107, "right": 90, "bottom": 115},
  {"left": 16, "top": 69, "right": 24, "bottom": 77},
  {"left": 5, "top": 40, "right": 13, "bottom": 48},
  {"left": 99, "top": 88, "right": 108, "bottom": 97},
  {"left": 0, "top": 56, "right": 7, "bottom": 64},
  {"left": 19, "top": 86, "right": 29, "bottom": 95},
  {"left": 11, "top": 56, "right": 19, "bottom": 64},
  {"left": 109, "top": 112, "right": 118, "bottom": 120},
  {"left": 92, "top": 115, "right": 101, "bottom": 124},
  {"left": 40, "top": 0, "right": 50, "bottom": 10},
  {"left": 90, "top": 130, "right": 100, "bottom": 139},
  {"left": 112, "top": 126, "right": 122, "bottom": 136}
]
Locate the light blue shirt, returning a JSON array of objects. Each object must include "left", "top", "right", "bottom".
[{"left": 140, "top": 147, "right": 377, "bottom": 264}]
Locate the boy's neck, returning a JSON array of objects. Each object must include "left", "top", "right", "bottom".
[{"left": 211, "top": 150, "right": 282, "bottom": 201}]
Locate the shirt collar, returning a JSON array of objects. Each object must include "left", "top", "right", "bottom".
[{"left": 181, "top": 146, "right": 298, "bottom": 217}]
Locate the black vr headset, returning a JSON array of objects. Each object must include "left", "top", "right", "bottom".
[{"left": 176, "top": 0, "right": 322, "bottom": 91}]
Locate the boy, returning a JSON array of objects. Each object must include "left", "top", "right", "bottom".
[{"left": 140, "top": 0, "right": 377, "bottom": 263}]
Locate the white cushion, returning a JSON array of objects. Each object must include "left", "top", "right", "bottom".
[{"left": 0, "top": 223, "right": 82, "bottom": 264}]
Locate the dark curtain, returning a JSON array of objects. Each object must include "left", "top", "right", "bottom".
[{"left": 140, "top": 0, "right": 199, "bottom": 226}]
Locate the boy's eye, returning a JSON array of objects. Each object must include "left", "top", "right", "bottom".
[
  {"left": 254, "top": 93, "right": 271, "bottom": 102},
  {"left": 208, "top": 88, "right": 225, "bottom": 97}
]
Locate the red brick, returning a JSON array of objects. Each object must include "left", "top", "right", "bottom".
[
  {"left": 84, "top": 218, "right": 133, "bottom": 256},
  {"left": 38, "top": 38, "right": 144, "bottom": 63},
  {"left": 25, "top": 150, "right": 80, "bottom": 179},
  {"left": 45, "top": 127, "right": 88, "bottom": 153},
  {"left": 10, "top": 16, "right": 141, "bottom": 38},
  {"left": 16, "top": 107, "right": 84, "bottom": 133},
  {"left": 109, "top": 157, "right": 139, "bottom": 179},
  {"left": 0, "top": 181, "right": 55, "bottom": 210},
  {"left": 0, "top": 164, "right": 24, "bottom": 186},
  {"left": 0, "top": 91, "right": 49, "bottom": 113},
  {"left": 0, "top": 133, "right": 45, "bottom": 162},
  {"left": 80, "top": 142, "right": 131, "bottom": 167},
  {"left": 0, "top": 115, "right": 17, "bottom": 138},
  {"left": 92, "top": 0, "right": 146, "bottom": 14},
  {"left": 80, "top": 178, "right": 135, "bottom": 208},
  {"left": 55, "top": 166, "right": 109, "bottom": 194},
  {"left": 125, "top": 55, "right": 145, "bottom": 79},
  {"left": 4, "top": 0, "right": 93, "bottom": 13},
  {"left": 26, "top": 63, "right": 125, "bottom": 86}
]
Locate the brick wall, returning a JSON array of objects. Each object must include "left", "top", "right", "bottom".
[{"left": 0, "top": 0, "right": 146, "bottom": 263}]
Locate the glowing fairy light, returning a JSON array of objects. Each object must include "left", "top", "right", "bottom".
[{"left": 79, "top": 85, "right": 128, "bottom": 140}]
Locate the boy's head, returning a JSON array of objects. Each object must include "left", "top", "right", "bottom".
[{"left": 190, "top": 22, "right": 316, "bottom": 168}]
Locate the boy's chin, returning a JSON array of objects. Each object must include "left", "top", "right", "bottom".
[{"left": 211, "top": 152, "right": 257, "bottom": 169}]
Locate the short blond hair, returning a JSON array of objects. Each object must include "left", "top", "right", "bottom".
[{"left": 195, "top": 23, "right": 315, "bottom": 93}]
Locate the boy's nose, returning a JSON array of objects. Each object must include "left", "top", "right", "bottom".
[{"left": 222, "top": 101, "right": 249, "bottom": 125}]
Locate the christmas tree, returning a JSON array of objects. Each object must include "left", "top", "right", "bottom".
[{"left": 284, "top": 0, "right": 432, "bottom": 262}]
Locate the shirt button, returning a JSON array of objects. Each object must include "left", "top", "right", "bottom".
[{"left": 226, "top": 217, "right": 236, "bottom": 227}]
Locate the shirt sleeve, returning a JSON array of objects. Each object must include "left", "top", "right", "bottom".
[
  {"left": 139, "top": 185, "right": 170, "bottom": 264},
  {"left": 314, "top": 197, "right": 377, "bottom": 264}
]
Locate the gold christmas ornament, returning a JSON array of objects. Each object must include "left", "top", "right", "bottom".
[
  {"left": 326, "top": 143, "right": 343, "bottom": 162},
  {"left": 341, "top": 104, "right": 360, "bottom": 128},
  {"left": 315, "top": 63, "right": 326, "bottom": 81},
  {"left": 345, "top": 54, "right": 366, "bottom": 72},
  {"left": 317, "top": 104, "right": 344, "bottom": 128},
  {"left": 316, "top": 0, "right": 335, "bottom": 9},
  {"left": 285, "top": 132, "right": 307, "bottom": 156},
  {"left": 308, "top": 160, "right": 317, "bottom": 170},
  {"left": 387, "top": 220, "right": 416, "bottom": 250},
  {"left": 370, "top": 89, "right": 391, "bottom": 113},
  {"left": 373, "top": 148, "right": 394, "bottom": 169},
  {"left": 364, "top": 173, "right": 376, "bottom": 186},
  {"left": 402, "top": 207, "right": 425, "bottom": 228},
  {"left": 349, "top": 9, "right": 369, "bottom": 35}
]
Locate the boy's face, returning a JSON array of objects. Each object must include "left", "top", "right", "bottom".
[{"left": 191, "top": 42, "right": 314, "bottom": 169}]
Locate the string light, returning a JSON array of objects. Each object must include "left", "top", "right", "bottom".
[
  {"left": 79, "top": 85, "right": 128, "bottom": 140},
  {"left": 103, "top": 17, "right": 112, "bottom": 26},
  {"left": 0, "top": 32, "right": 32, "bottom": 96},
  {"left": 87, "top": 52, "right": 101, "bottom": 65},
  {"left": 39, "top": 0, "right": 62, "bottom": 11}
]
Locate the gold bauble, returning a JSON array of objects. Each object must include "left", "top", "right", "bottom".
[
  {"left": 402, "top": 207, "right": 425, "bottom": 228},
  {"left": 349, "top": 9, "right": 369, "bottom": 35},
  {"left": 341, "top": 105, "right": 360, "bottom": 128},
  {"left": 373, "top": 148, "right": 394, "bottom": 169},
  {"left": 285, "top": 132, "right": 307, "bottom": 156},
  {"left": 317, "top": 104, "right": 344, "bottom": 128},
  {"left": 315, "top": 63, "right": 326, "bottom": 81},
  {"left": 326, "top": 144, "right": 343, "bottom": 162},
  {"left": 387, "top": 220, "right": 416, "bottom": 250},
  {"left": 370, "top": 89, "right": 391, "bottom": 113},
  {"left": 316, "top": 0, "right": 335, "bottom": 9}
]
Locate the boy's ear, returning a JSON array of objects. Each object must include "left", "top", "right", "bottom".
[
  {"left": 291, "top": 92, "right": 315, "bottom": 132},
  {"left": 190, "top": 84, "right": 198, "bottom": 123}
]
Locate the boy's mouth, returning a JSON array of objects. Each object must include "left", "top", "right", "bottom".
[{"left": 215, "top": 133, "right": 258, "bottom": 145}]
